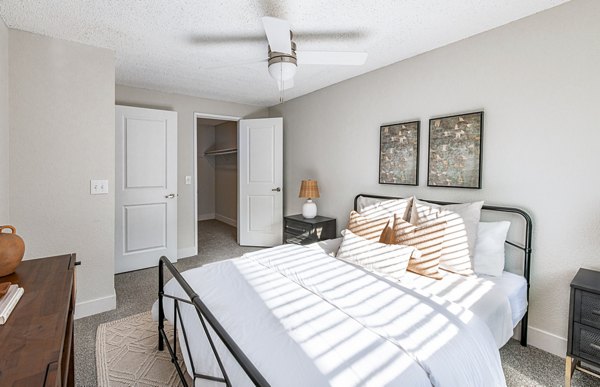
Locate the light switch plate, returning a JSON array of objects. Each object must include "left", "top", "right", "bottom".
[
  {"left": 91, "top": 179, "right": 109, "bottom": 195},
  {"left": 185, "top": 176, "right": 192, "bottom": 185}
]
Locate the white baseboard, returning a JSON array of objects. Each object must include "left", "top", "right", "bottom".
[
  {"left": 198, "top": 212, "right": 215, "bottom": 221},
  {"left": 215, "top": 214, "right": 237, "bottom": 227},
  {"left": 75, "top": 290, "right": 116, "bottom": 319},
  {"left": 178, "top": 246, "right": 197, "bottom": 259},
  {"left": 527, "top": 326, "right": 567, "bottom": 358}
]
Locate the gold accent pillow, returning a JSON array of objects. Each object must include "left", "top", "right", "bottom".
[
  {"left": 393, "top": 216, "right": 447, "bottom": 280},
  {"left": 347, "top": 210, "right": 394, "bottom": 243}
]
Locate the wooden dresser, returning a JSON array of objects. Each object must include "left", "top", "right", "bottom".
[{"left": 0, "top": 254, "right": 77, "bottom": 386}]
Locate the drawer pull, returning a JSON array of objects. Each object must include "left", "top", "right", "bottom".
[
  {"left": 592, "top": 309, "right": 600, "bottom": 316},
  {"left": 591, "top": 343, "right": 600, "bottom": 351}
]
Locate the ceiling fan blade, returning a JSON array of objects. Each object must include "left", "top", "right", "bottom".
[
  {"left": 262, "top": 16, "right": 292, "bottom": 54},
  {"left": 294, "top": 30, "right": 368, "bottom": 41},
  {"left": 296, "top": 51, "right": 368, "bottom": 66},
  {"left": 277, "top": 78, "right": 294, "bottom": 91}
]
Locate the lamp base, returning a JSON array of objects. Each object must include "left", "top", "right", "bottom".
[{"left": 302, "top": 199, "right": 317, "bottom": 219}]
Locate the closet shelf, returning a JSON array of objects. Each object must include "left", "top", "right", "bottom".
[{"left": 204, "top": 147, "right": 237, "bottom": 156}]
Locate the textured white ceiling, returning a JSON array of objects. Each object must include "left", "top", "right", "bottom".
[{"left": 0, "top": 0, "right": 567, "bottom": 106}]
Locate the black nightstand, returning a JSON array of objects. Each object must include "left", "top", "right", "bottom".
[
  {"left": 284, "top": 215, "right": 336, "bottom": 245},
  {"left": 566, "top": 268, "right": 600, "bottom": 386}
]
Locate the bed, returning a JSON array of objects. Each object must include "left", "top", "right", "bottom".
[{"left": 155, "top": 194, "right": 532, "bottom": 386}]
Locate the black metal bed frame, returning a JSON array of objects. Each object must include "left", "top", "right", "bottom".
[
  {"left": 354, "top": 193, "right": 533, "bottom": 346},
  {"left": 156, "top": 194, "right": 533, "bottom": 387},
  {"left": 157, "top": 256, "right": 270, "bottom": 386}
]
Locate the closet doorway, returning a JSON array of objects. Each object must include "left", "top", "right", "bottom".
[{"left": 194, "top": 113, "right": 241, "bottom": 250}]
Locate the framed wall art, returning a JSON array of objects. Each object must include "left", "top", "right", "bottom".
[
  {"left": 427, "top": 111, "right": 483, "bottom": 189},
  {"left": 379, "top": 120, "right": 420, "bottom": 186}
]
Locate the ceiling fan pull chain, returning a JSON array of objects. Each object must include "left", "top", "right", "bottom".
[{"left": 280, "top": 64, "right": 284, "bottom": 103}]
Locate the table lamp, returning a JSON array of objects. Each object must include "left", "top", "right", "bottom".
[{"left": 299, "top": 180, "right": 320, "bottom": 219}]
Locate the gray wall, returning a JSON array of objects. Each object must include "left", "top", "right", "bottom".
[
  {"left": 115, "top": 85, "right": 267, "bottom": 257},
  {"left": 9, "top": 30, "right": 116, "bottom": 313},
  {"left": 215, "top": 121, "right": 237, "bottom": 224},
  {"left": 0, "top": 18, "right": 8, "bottom": 222},
  {"left": 197, "top": 123, "right": 216, "bottom": 218},
  {"left": 270, "top": 0, "right": 600, "bottom": 356}
]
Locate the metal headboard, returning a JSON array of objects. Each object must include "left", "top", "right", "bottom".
[{"left": 354, "top": 193, "right": 533, "bottom": 346}]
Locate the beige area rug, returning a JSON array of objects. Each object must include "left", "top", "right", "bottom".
[{"left": 96, "top": 312, "right": 192, "bottom": 387}]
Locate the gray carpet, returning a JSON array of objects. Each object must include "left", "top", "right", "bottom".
[
  {"left": 74, "top": 220, "right": 259, "bottom": 386},
  {"left": 75, "top": 220, "right": 600, "bottom": 386}
]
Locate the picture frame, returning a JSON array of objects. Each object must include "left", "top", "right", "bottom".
[
  {"left": 427, "top": 111, "right": 483, "bottom": 189},
  {"left": 379, "top": 120, "right": 420, "bottom": 186}
]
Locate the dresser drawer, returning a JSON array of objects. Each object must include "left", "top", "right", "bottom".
[
  {"left": 573, "top": 322, "right": 600, "bottom": 364},
  {"left": 574, "top": 289, "right": 600, "bottom": 329}
]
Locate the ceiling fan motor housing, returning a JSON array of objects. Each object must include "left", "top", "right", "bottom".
[{"left": 268, "top": 40, "right": 297, "bottom": 81}]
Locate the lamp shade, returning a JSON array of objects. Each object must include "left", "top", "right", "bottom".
[{"left": 299, "top": 180, "right": 320, "bottom": 199}]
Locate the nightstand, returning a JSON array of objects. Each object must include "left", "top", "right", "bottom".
[
  {"left": 284, "top": 214, "right": 336, "bottom": 245},
  {"left": 566, "top": 268, "right": 600, "bottom": 387}
]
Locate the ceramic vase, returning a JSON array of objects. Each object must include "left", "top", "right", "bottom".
[{"left": 0, "top": 225, "right": 25, "bottom": 277}]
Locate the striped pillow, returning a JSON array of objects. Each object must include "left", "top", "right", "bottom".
[
  {"left": 410, "top": 199, "right": 483, "bottom": 276},
  {"left": 394, "top": 216, "right": 447, "bottom": 280},
  {"left": 337, "top": 230, "right": 415, "bottom": 280},
  {"left": 347, "top": 210, "right": 394, "bottom": 243}
]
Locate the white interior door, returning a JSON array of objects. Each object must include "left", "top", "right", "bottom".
[
  {"left": 238, "top": 118, "right": 283, "bottom": 246},
  {"left": 115, "top": 105, "right": 177, "bottom": 273}
]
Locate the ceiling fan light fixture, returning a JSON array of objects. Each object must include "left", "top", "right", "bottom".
[{"left": 268, "top": 60, "right": 297, "bottom": 82}]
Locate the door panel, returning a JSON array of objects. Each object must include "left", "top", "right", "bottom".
[
  {"left": 239, "top": 118, "right": 283, "bottom": 247},
  {"left": 124, "top": 204, "right": 166, "bottom": 252},
  {"left": 249, "top": 196, "right": 274, "bottom": 231},
  {"left": 125, "top": 118, "right": 167, "bottom": 188},
  {"left": 116, "top": 105, "right": 177, "bottom": 273},
  {"left": 249, "top": 127, "right": 274, "bottom": 182}
]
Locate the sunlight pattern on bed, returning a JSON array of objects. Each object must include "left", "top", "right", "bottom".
[{"left": 245, "top": 244, "right": 506, "bottom": 386}]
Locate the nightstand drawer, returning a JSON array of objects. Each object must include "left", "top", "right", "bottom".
[
  {"left": 573, "top": 322, "right": 600, "bottom": 364},
  {"left": 284, "top": 219, "right": 312, "bottom": 234},
  {"left": 284, "top": 232, "right": 317, "bottom": 245},
  {"left": 575, "top": 290, "right": 600, "bottom": 329}
]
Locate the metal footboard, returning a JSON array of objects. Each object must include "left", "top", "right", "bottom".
[{"left": 157, "top": 256, "right": 270, "bottom": 387}]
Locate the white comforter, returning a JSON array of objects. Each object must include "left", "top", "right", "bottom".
[
  {"left": 158, "top": 244, "right": 506, "bottom": 386},
  {"left": 308, "top": 238, "right": 516, "bottom": 347}
]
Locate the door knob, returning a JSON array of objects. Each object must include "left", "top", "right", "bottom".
[
  {"left": 272, "top": 187, "right": 281, "bottom": 192},
  {"left": 165, "top": 193, "right": 177, "bottom": 199}
]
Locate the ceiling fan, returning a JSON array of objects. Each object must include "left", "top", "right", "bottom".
[
  {"left": 261, "top": 17, "right": 368, "bottom": 91},
  {"left": 198, "top": 17, "right": 368, "bottom": 92}
]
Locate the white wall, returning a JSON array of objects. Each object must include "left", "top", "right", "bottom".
[
  {"left": 0, "top": 18, "right": 9, "bottom": 222},
  {"left": 9, "top": 30, "right": 116, "bottom": 317},
  {"left": 115, "top": 85, "right": 267, "bottom": 258},
  {"left": 270, "top": 0, "right": 600, "bottom": 356},
  {"left": 197, "top": 123, "right": 215, "bottom": 219},
  {"left": 214, "top": 121, "right": 237, "bottom": 225}
]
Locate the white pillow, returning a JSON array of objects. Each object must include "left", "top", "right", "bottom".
[
  {"left": 336, "top": 230, "right": 416, "bottom": 280},
  {"left": 474, "top": 221, "right": 511, "bottom": 277},
  {"left": 410, "top": 198, "right": 484, "bottom": 275},
  {"left": 357, "top": 196, "right": 414, "bottom": 222}
]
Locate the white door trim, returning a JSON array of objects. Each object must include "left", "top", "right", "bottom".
[{"left": 192, "top": 112, "right": 241, "bottom": 256}]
